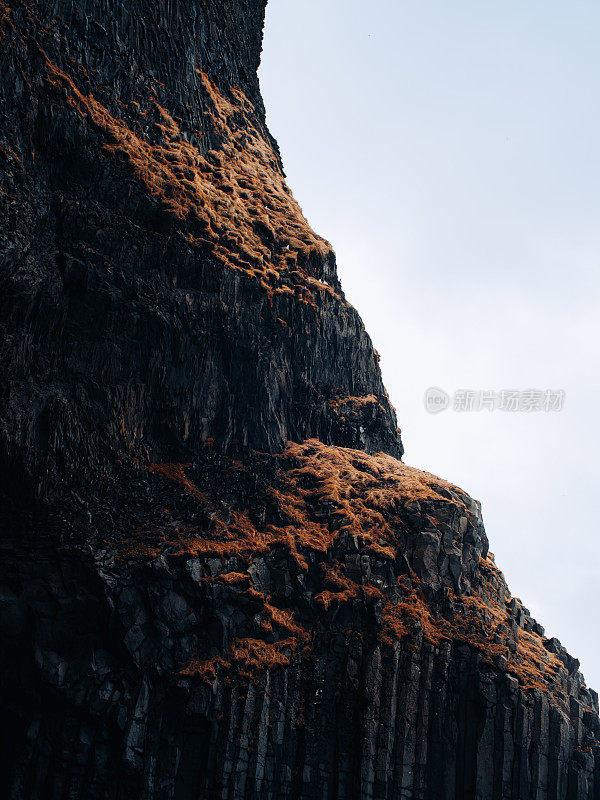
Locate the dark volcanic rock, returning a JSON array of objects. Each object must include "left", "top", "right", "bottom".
[
  {"left": 0, "top": 2, "right": 598, "bottom": 799},
  {"left": 0, "top": 0, "right": 402, "bottom": 503}
]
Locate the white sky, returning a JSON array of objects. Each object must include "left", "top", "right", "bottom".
[{"left": 259, "top": 0, "right": 600, "bottom": 688}]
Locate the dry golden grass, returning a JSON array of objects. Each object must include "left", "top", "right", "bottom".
[
  {"left": 121, "top": 439, "right": 463, "bottom": 568},
  {"left": 178, "top": 584, "right": 308, "bottom": 683},
  {"left": 214, "top": 571, "right": 251, "bottom": 587},
  {"left": 378, "top": 557, "right": 564, "bottom": 694},
  {"left": 43, "top": 57, "right": 337, "bottom": 307},
  {"left": 117, "top": 441, "right": 566, "bottom": 697},
  {"left": 180, "top": 654, "right": 219, "bottom": 684},
  {"left": 147, "top": 463, "right": 210, "bottom": 505},
  {"left": 314, "top": 562, "right": 382, "bottom": 611},
  {"left": 329, "top": 394, "right": 384, "bottom": 412},
  {"left": 228, "top": 637, "right": 297, "bottom": 674},
  {"left": 0, "top": 2, "right": 11, "bottom": 37}
]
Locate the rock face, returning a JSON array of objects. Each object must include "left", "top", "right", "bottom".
[{"left": 0, "top": 2, "right": 598, "bottom": 799}]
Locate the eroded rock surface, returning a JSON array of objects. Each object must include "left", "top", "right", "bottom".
[{"left": 0, "top": 2, "right": 598, "bottom": 798}]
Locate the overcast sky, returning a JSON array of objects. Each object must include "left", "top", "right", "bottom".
[{"left": 259, "top": 0, "right": 600, "bottom": 688}]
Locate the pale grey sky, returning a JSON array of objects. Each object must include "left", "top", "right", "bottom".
[{"left": 259, "top": 0, "right": 600, "bottom": 688}]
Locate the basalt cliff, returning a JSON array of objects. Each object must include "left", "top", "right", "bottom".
[{"left": 0, "top": 2, "right": 598, "bottom": 799}]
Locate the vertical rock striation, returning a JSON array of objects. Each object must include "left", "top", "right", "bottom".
[
  {"left": 0, "top": 2, "right": 597, "bottom": 798},
  {"left": 0, "top": 0, "right": 402, "bottom": 500}
]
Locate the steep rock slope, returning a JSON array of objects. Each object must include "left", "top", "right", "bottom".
[
  {"left": 0, "top": 0, "right": 402, "bottom": 502},
  {"left": 0, "top": 2, "right": 598, "bottom": 799}
]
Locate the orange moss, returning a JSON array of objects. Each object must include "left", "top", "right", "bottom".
[
  {"left": 462, "top": 564, "right": 563, "bottom": 693},
  {"left": 329, "top": 394, "right": 384, "bottom": 413},
  {"left": 228, "top": 636, "right": 297, "bottom": 675},
  {"left": 179, "top": 654, "right": 220, "bottom": 685},
  {"left": 380, "top": 576, "right": 444, "bottom": 648},
  {"left": 112, "top": 521, "right": 261, "bottom": 563},
  {"left": 264, "top": 440, "right": 471, "bottom": 570},
  {"left": 116, "top": 441, "right": 565, "bottom": 697},
  {"left": 147, "top": 462, "right": 210, "bottom": 505},
  {"left": 115, "top": 514, "right": 269, "bottom": 563},
  {"left": 0, "top": 2, "right": 12, "bottom": 38},
  {"left": 43, "top": 58, "right": 337, "bottom": 307},
  {"left": 378, "top": 558, "right": 563, "bottom": 695},
  {"left": 314, "top": 564, "right": 362, "bottom": 611},
  {"left": 0, "top": 143, "right": 21, "bottom": 165},
  {"left": 262, "top": 603, "right": 308, "bottom": 641},
  {"left": 181, "top": 633, "right": 304, "bottom": 685},
  {"left": 362, "top": 542, "right": 396, "bottom": 561}
]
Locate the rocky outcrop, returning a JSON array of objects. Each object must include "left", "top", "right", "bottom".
[
  {"left": 0, "top": 0, "right": 401, "bottom": 503},
  {"left": 0, "top": 2, "right": 598, "bottom": 799}
]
